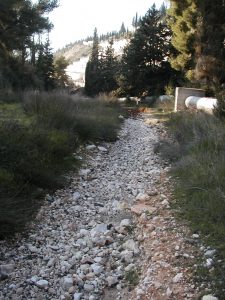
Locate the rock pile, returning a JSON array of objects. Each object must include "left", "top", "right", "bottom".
[{"left": 0, "top": 115, "right": 214, "bottom": 300}]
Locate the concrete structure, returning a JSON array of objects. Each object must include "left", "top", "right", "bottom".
[{"left": 174, "top": 87, "right": 205, "bottom": 111}]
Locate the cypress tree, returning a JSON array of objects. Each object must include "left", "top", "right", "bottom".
[
  {"left": 119, "top": 23, "right": 126, "bottom": 36},
  {"left": 85, "top": 28, "right": 102, "bottom": 95}
]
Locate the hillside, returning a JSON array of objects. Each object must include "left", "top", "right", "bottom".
[
  {"left": 54, "top": 37, "right": 129, "bottom": 87},
  {"left": 54, "top": 41, "right": 92, "bottom": 63}
]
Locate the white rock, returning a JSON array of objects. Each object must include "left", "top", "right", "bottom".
[
  {"left": 9, "top": 283, "right": 17, "bottom": 289},
  {"left": 30, "top": 275, "right": 39, "bottom": 283},
  {"left": 92, "top": 236, "right": 107, "bottom": 246},
  {"left": 172, "top": 273, "right": 183, "bottom": 283},
  {"left": 79, "top": 229, "right": 90, "bottom": 237},
  {"left": 192, "top": 234, "right": 199, "bottom": 239},
  {"left": 120, "top": 219, "right": 131, "bottom": 227},
  {"left": 91, "top": 263, "right": 104, "bottom": 275},
  {"left": 166, "top": 287, "right": 173, "bottom": 296},
  {"left": 162, "top": 199, "right": 169, "bottom": 206},
  {"left": 28, "top": 245, "right": 39, "bottom": 253},
  {"left": 36, "top": 279, "right": 49, "bottom": 288},
  {"left": 73, "top": 192, "right": 81, "bottom": 201},
  {"left": 122, "top": 239, "right": 139, "bottom": 254},
  {"left": 49, "top": 245, "right": 59, "bottom": 251},
  {"left": 47, "top": 258, "right": 56, "bottom": 267},
  {"left": 63, "top": 277, "right": 74, "bottom": 291},
  {"left": 84, "top": 283, "right": 94, "bottom": 291},
  {"left": 79, "top": 169, "right": 91, "bottom": 176},
  {"left": 90, "top": 223, "right": 108, "bottom": 236},
  {"left": 135, "top": 193, "right": 150, "bottom": 202},
  {"left": 136, "top": 288, "right": 145, "bottom": 295},
  {"left": 204, "top": 250, "right": 216, "bottom": 257},
  {"left": 98, "top": 146, "right": 107, "bottom": 152},
  {"left": 202, "top": 296, "right": 218, "bottom": 300},
  {"left": 205, "top": 258, "right": 213, "bottom": 267},
  {"left": 124, "top": 263, "right": 135, "bottom": 272},
  {"left": 93, "top": 257, "right": 104, "bottom": 264},
  {"left": 74, "top": 251, "right": 83, "bottom": 260},
  {"left": 86, "top": 145, "right": 96, "bottom": 150},
  {"left": 0, "top": 264, "right": 15, "bottom": 275},
  {"left": 120, "top": 250, "right": 134, "bottom": 263},
  {"left": 74, "top": 293, "right": 83, "bottom": 300},
  {"left": 106, "top": 276, "right": 118, "bottom": 287}
]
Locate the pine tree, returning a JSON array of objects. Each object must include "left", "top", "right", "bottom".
[
  {"left": 168, "top": 0, "right": 225, "bottom": 88},
  {"left": 119, "top": 23, "right": 126, "bottom": 36},
  {"left": 132, "top": 13, "right": 139, "bottom": 29},
  {"left": 36, "top": 38, "right": 55, "bottom": 90},
  {"left": 99, "top": 39, "right": 118, "bottom": 93},
  {"left": 85, "top": 28, "right": 102, "bottom": 95},
  {"left": 195, "top": 0, "right": 225, "bottom": 87},
  {"left": 168, "top": 0, "right": 199, "bottom": 79},
  {"left": 54, "top": 55, "right": 70, "bottom": 89},
  {"left": 120, "top": 4, "right": 173, "bottom": 96},
  {"left": 0, "top": 0, "right": 58, "bottom": 89}
]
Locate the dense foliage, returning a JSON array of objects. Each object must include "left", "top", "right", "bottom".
[
  {"left": 0, "top": 0, "right": 70, "bottom": 90},
  {"left": 119, "top": 4, "right": 175, "bottom": 96},
  {"left": 85, "top": 4, "right": 179, "bottom": 97},
  {"left": 168, "top": 0, "right": 225, "bottom": 89},
  {"left": 85, "top": 29, "right": 119, "bottom": 96}
]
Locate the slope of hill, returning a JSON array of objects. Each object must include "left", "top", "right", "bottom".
[
  {"left": 54, "top": 41, "right": 92, "bottom": 63},
  {"left": 54, "top": 37, "right": 129, "bottom": 87}
]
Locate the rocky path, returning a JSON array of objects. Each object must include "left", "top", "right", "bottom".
[{"left": 0, "top": 114, "right": 214, "bottom": 300}]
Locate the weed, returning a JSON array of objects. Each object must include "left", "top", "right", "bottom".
[{"left": 125, "top": 269, "right": 139, "bottom": 286}]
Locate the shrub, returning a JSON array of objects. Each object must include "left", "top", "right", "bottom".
[
  {"left": 0, "top": 91, "right": 124, "bottom": 237},
  {"left": 22, "top": 91, "right": 123, "bottom": 142}
]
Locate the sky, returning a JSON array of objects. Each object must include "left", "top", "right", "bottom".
[{"left": 48, "top": 0, "right": 165, "bottom": 51}]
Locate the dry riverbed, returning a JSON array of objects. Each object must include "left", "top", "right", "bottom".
[{"left": 0, "top": 113, "right": 216, "bottom": 300}]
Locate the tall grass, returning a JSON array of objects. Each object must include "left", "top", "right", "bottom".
[
  {"left": 0, "top": 91, "right": 124, "bottom": 238},
  {"left": 159, "top": 111, "right": 225, "bottom": 296}
]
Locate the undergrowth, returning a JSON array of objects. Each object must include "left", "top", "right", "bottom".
[
  {"left": 0, "top": 91, "right": 124, "bottom": 238},
  {"left": 158, "top": 111, "right": 225, "bottom": 297}
]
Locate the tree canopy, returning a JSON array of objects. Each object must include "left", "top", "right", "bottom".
[
  {"left": 119, "top": 4, "right": 175, "bottom": 96},
  {"left": 0, "top": 0, "right": 70, "bottom": 90},
  {"left": 168, "top": 0, "right": 225, "bottom": 88}
]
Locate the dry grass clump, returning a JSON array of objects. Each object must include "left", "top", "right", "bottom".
[
  {"left": 0, "top": 91, "right": 124, "bottom": 237},
  {"left": 158, "top": 111, "right": 225, "bottom": 296}
]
